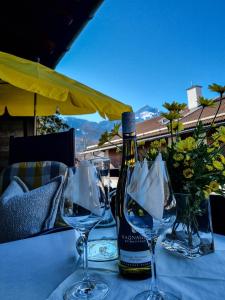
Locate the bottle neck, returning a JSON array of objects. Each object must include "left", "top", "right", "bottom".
[{"left": 121, "top": 132, "right": 138, "bottom": 167}]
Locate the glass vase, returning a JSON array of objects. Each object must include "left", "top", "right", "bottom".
[{"left": 162, "top": 193, "right": 214, "bottom": 258}]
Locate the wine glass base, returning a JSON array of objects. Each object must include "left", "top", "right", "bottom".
[
  {"left": 133, "top": 290, "right": 180, "bottom": 300},
  {"left": 63, "top": 279, "right": 109, "bottom": 300}
]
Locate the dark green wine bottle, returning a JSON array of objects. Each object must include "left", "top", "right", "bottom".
[{"left": 116, "top": 112, "right": 151, "bottom": 279}]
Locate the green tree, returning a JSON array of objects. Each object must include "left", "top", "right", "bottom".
[{"left": 37, "top": 113, "right": 70, "bottom": 135}]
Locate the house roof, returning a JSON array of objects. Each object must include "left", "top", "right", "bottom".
[
  {"left": 0, "top": 0, "right": 103, "bottom": 68},
  {"left": 84, "top": 97, "right": 225, "bottom": 154},
  {"left": 139, "top": 97, "right": 225, "bottom": 137}
]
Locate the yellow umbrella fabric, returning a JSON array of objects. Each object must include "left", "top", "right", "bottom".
[{"left": 0, "top": 52, "right": 132, "bottom": 120}]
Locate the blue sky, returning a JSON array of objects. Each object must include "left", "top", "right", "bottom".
[{"left": 56, "top": 0, "right": 225, "bottom": 122}]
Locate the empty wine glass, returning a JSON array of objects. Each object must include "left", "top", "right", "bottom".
[
  {"left": 124, "top": 159, "right": 180, "bottom": 300},
  {"left": 88, "top": 157, "right": 118, "bottom": 262},
  {"left": 90, "top": 158, "right": 113, "bottom": 226},
  {"left": 60, "top": 160, "right": 109, "bottom": 300}
]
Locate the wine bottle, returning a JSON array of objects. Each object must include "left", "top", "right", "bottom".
[{"left": 115, "top": 112, "right": 151, "bottom": 279}]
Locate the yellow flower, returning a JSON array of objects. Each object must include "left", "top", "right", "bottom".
[
  {"left": 218, "top": 154, "right": 225, "bottom": 165},
  {"left": 176, "top": 137, "right": 197, "bottom": 153},
  {"left": 207, "top": 147, "right": 215, "bottom": 153},
  {"left": 185, "top": 154, "right": 191, "bottom": 161},
  {"left": 150, "top": 148, "right": 158, "bottom": 155},
  {"left": 209, "top": 181, "right": 219, "bottom": 191},
  {"left": 217, "top": 126, "right": 225, "bottom": 136},
  {"left": 184, "top": 160, "right": 191, "bottom": 166},
  {"left": 138, "top": 209, "right": 144, "bottom": 216},
  {"left": 217, "top": 135, "right": 225, "bottom": 143},
  {"left": 137, "top": 140, "right": 146, "bottom": 146},
  {"left": 206, "top": 165, "right": 213, "bottom": 171},
  {"left": 212, "top": 160, "right": 224, "bottom": 171},
  {"left": 173, "top": 162, "right": 180, "bottom": 168},
  {"left": 173, "top": 153, "right": 184, "bottom": 161},
  {"left": 212, "top": 141, "right": 220, "bottom": 148},
  {"left": 183, "top": 168, "right": 194, "bottom": 178},
  {"left": 151, "top": 140, "right": 160, "bottom": 148},
  {"left": 213, "top": 126, "right": 225, "bottom": 143},
  {"left": 160, "top": 138, "right": 167, "bottom": 147},
  {"left": 171, "top": 121, "right": 184, "bottom": 133},
  {"left": 203, "top": 188, "right": 211, "bottom": 198},
  {"left": 184, "top": 155, "right": 194, "bottom": 167}
]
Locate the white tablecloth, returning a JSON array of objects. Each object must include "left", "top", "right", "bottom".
[
  {"left": 0, "top": 230, "right": 225, "bottom": 300},
  {"left": 0, "top": 230, "right": 79, "bottom": 300}
]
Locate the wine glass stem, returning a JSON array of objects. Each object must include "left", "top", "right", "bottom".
[
  {"left": 82, "top": 234, "right": 89, "bottom": 281},
  {"left": 148, "top": 238, "right": 158, "bottom": 293}
]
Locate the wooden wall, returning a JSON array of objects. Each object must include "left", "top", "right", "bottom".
[{"left": 0, "top": 114, "right": 34, "bottom": 171}]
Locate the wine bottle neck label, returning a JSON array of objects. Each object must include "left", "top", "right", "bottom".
[{"left": 122, "top": 132, "right": 136, "bottom": 140}]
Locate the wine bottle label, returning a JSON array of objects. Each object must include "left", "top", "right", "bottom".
[
  {"left": 118, "top": 218, "right": 151, "bottom": 267},
  {"left": 120, "top": 249, "right": 151, "bottom": 265}
]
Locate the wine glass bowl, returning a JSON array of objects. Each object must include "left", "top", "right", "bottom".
[
  {"left": 88, "top": 158, "right": 118, "bottom": 262},
  {"left": 90, "top": 158, "right": 112, "bottom": 224},
  {"left": 61, "top": 161, "right": 109, "bottom": 300},
  {"left": 125, "top": 160, "right": 176, "bottom": 238},
  {"left": 124, "top": 159, "right": 179, "bottom": 300}
]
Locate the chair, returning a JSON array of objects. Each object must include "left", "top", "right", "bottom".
[
  {"left": 9, "top": 128, "right": 75, "bottom": 167},
  {"left": 0, "top": 161, "right": 69, "bottom": 194}
]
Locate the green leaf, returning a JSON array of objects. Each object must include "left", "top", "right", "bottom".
[
  {"left": 198, "top": 96, "right": 215, "bottom": 107},
  {"left": 208, "top": 83, "right": 225, "bottom": 97},
  {"left": 161, "top": 111, "right": 181, "bottom": 121},
  {"left": 98, "top": 123, "right": 122, "bottom": 146},
  {"left": 163, "top": 101, "right": 187, "bottom": 112},
  {"left": 98, "top": 131, "right": 110, "bottom": 146}
]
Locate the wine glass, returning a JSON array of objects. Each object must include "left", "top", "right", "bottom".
[
  {"left": 90, "top": 158, "right": 112, "bottom": 225},
  {"left": 88, "top": 157, "right": 118, "bottom": 262},
  {"left": 124, "top": 159, "right": 180, "bottom": 300},
  {"left": 60, "top": 160, "right": 109, "bottom": 300}
]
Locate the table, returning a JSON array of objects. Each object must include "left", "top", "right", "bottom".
[
  {"left": 0, "top": 230, "right": 79, "bottom": 300},
  {"left": 0, "top": 230, "right": 225, "bottom": 300}
]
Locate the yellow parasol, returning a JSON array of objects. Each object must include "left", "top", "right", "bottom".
[{"left": 0, "top": 52, "right": 132, "bottom": 121}]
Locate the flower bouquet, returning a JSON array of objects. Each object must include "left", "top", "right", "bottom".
[{"left": 146, "top": 84, "right": 225, "bottom": 258}]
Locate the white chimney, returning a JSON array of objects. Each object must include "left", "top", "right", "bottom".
[{"left": 186, "top": 85, "right": 202, "bottom": 109}]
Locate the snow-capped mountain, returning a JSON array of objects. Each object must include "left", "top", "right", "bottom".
[
  {"left": 62, "top": 105, "right": 160, "bottom": 152},
  {"left": 135, "top": 105, "right": 160, "bottom": 122}
]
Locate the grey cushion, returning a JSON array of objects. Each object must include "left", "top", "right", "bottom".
[
  {"left": 0, "top": 175, "right": 64, "bottom": 243},
  {"left": 0, "top": 177, "right": 29, "bottom": 205}
]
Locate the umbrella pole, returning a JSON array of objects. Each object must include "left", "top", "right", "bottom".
[
  {"left": 34, "top": 93, "right": 37, "bottom": 136},
  {"left": 33, "top": 57, "right": 41, "bottom": 136}
]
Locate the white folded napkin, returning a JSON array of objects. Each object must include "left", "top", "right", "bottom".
[
  {"left": 127, "top": 154, "right": 165, "bottom": 220},
  {"left": 71, "top": 160, "right": 103, "bottom": 216},
  {"left": 128, "top": 159, "right": 149, "bottom": 195}
]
